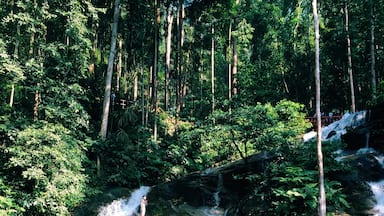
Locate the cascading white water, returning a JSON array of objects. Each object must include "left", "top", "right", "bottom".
[
  {"left": 199, "top": 173, "right": 226, "bottom": 216},
  {"left": 213, "top": 174, "right": 223, "bottom": 208},
  {"left": 98, "top": 186, "right": 151, "bottom": 216},
  {"left": 303, "top": 111, "right": 367, "bottom": 142},
  {"left": 304, "top": 111, "right": 384, "bottom": 215},
  {"left": 368, "top": 152, "right": 384, "bottom": 216},
  {"left": 369, "top": 180, "right": 384, "bottom": 215}
]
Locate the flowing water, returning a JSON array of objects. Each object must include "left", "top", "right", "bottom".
[
  {"left": 304, "top": 111, "right": 384, "bottom": 215},
  {"left": 97, "top": 180, "right": 226, "bottom": 216},
  {"left": 99, "top": 111, "right": 382, "bottom": 215},
  {"left": 98, "top": 186, "right": 151, "bottom": 216},
  {"left": 171, "top": 173, "right": 227, "bottom": 216},
  {"left": 369, "top": 180, "right": 384, "bottom": 215},
  {"left": 368, "top": 151, "right": 384, "bottom": 216},
  {"left": 303, "top": 111, "right": 367, "bottom": 142}
]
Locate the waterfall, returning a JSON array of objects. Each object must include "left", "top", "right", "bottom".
[
  {"left": 366, "top": 131, "right": 370, "bottom": 148},
  {"left": 98, "top": 186, "right": 151, "bottom": 216},
  {"left": 213, "top": 174, "right": 223, "bottom": 208},
  {"left": 369, "top": 180, "right": 384, "bottom": 215},
  {"left": 189, "top": 173, "right": 226, "bottom": 216},
  {"left": 304, "top": 110, "right": 384, "bottom": 215},
  {"left": 303, "top": 111, "right": 367, "bottom": 142},
  {"left": 369, "top": 153, "right": 384, "bottom": 215}
]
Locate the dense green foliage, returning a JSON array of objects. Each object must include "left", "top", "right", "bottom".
[
  {"left": 1, "top": 0, "right": 383, "bottom": 215},
  {"left": 4, "top": 123, "right": 88, "bottom": 215}
]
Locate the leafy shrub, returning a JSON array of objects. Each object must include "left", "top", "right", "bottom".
[
  {"left": 248, "top": 141, "right": 351, "bottom": 215},
  {"left": 178, "top": 100, "right": 312, "bottom": 169},
  {"left": 4, "top": 122, "right": 88, "bottom": 215}
]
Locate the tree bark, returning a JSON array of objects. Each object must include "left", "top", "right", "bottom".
[
  {"left": 153, "top": 0, "right": 160, "bottom": 141},
  {"left": 10, "top": 22, "right": 20, "bottom": 108},
  {"left": 141, "top": 65, "right": 145, "bottom": 126},
  {"left": 116, "top": 35, "right": 122, "bottom": 93},
  {"left": 134, "top": 65, "right": 138, "bottom": 102},
  {"left": 100, "top": 0, "right": 121, "bottom": 139},
  {"left": 232, "top": 28, "right": 238, "bottom": 96},
  {"left": 232, "top": 0, "right": 240, "bottom": 97},
  {"left": 313, "top": 0, "right": 326, "bottom": 215},
  {"left": 370, "top": 0, "right": 376, "bottom": 101},
  {"left": 345, "top": 2, "right": 356, "bottom": 112},
  {"left": 176, "top": 0, "right": 184, "bottom": 113},
  {"left": 228, "top": 20, "right": 232, "bottom": 112},
  {"left": 211, "top": 25, "right": 215, "bottom": 116},
  {"left": 165, "top": 5, "right": 174, "bottom": 111}
]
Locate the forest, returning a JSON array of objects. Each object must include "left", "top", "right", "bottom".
[{"left": 1, "top": 0, "right": 384, "bottom": 215}]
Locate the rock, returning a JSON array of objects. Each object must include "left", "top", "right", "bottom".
[{"left": 148, "top": 151, "right": 276, "bottom": 213}]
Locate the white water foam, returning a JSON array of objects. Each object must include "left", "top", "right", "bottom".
[
  {"left": 303, "top": 111, "right": 367, "bottom": 142},
  {"left": 303, "top": 111, "right": 384, "bottom": 215},
  {"left": 98, "top": 186, "right": 151, "bottom": 216},
  {"left": 369, "top": 180, "right": 384, "bottom": 215}
]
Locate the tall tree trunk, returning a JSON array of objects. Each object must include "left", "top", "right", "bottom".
[
  {"left": 313, "top": 0, "right": 326, "bottom": 215},
  {"left": 165, "top": 5, "right": 174, "bottom": 111},
  {"left": 345, "top": 2, "right": 356, "bottom": 112},
  {"left": 146, "top": 66, "right": 152, "bottom": 127},
  {"left": 100, "top": 0, "right": 120, "bottom": 139},
  {"left": 232, "top": 0, "right": 240, "bottom": 97},
  {"left": 228, "top": 20, "right": 232, "bottom": 112},
  {"left": 176, "top": 0, "right": 184, "bottom": 113},
  {"left": 31, "top": 0, "right": 39, "bottom": 121},
  {"left": 211, "top": 25, "right": 215, "bottom": 116},
  {"left": 141, "top": 64, "right": 145, "bottom": 126},
  {"left": 132, "top": 54, "right": 138, "bottom": 102},
  {"left": 9, "top": 84, "right": 15, "bottom": 107},
  {"left": 134, "top": 64, "right": 138, "bottom": 102},
  {"left": 370, "top": 0, "right": 376, "bottom": 101},
  {"left": 116, "top": 35, "right": 123, "bottom": 93},
  {"left": 232, "top": 32, "right": 238, "bottom": 96},
  {"left": 153, "top": 0, "right": 160, "bottom": 141},
  {"left": 99, "top": 0, "right": 120, "bottom": 177},
  {"left": 10, "top": 22, "right": 20, "bottom": 108}
]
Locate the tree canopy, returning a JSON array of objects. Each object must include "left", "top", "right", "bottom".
[{"left": 1, "top": 0, "right": 384, "bottom": 215}]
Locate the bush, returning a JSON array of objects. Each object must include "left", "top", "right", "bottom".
[{"left": 4, "top": 122, "right": 88, "bottom": 215}]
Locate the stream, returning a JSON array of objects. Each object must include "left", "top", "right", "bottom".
[
  {"left": 97, "top": 111, "right": 383, "bottom": 215},
  {"left": 98, "top": 186, "right": 151, "bottom": 216}
]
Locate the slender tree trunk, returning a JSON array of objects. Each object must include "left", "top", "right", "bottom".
[
  {"left": 228, "top": 20, "right": 232, "bottom": 112},
  {"left": 345, "top": 2, "right": 356, "bottom": 112},
  {"left": 134, "top": 66, "right": 138, "bottom": 102},
  {"left": 232, "top": 0, "right": 240, "bottom": 96},
  {"left": 200, "top": 50, "right": 204, "bottom": 113},
  {"left": 152, "top": 0, "right": 160, "bottom": 141},
  {"left": 180, "top": 3, "right": 186, "bottom": 110},
  {"left": 146, "top": 66, "right": 152, "bottom": 127},
  {"left": 10, "top": 22, "right": 20, "bottom": 108},
  {"left": 33, "top": 84, "right": 40, "bottom": 121},
  {"left": 116, "top": 35, "right": 123, "bottom": 92},
  {"left": 100, "top": 0, "right": 120, "bottom": 140},
  {"left": 165, "top": 6, "right": 174, "bottom": 111},
  {"left": 370, "top": 0, "right": 376, "bottom": 101},
  {"left": 9, "top": 84, "right": 15, "bottom": 107},
  {"left": 141, "top": 65, "right": 145, "bottom": 126},
  {"left": 313, "top": 0, "right": 326, "bottom": 215},
  {"left": 211, "top": 25, "right": 215, "bottom": 116},
  {"left": 31, "top": 0, "right": 39, "bottom": 121},
  {"left": 99, "top": 0, "right": 120, "bottom": 177},
  {"left": 176, "top": 0, "right": 184, "bottom": 113},
  {"left": 232, "top": 33, "right": 238, "bottom": 96},
  {"left": 132, "top": 54, "right": 138, "bottom": 101}
]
